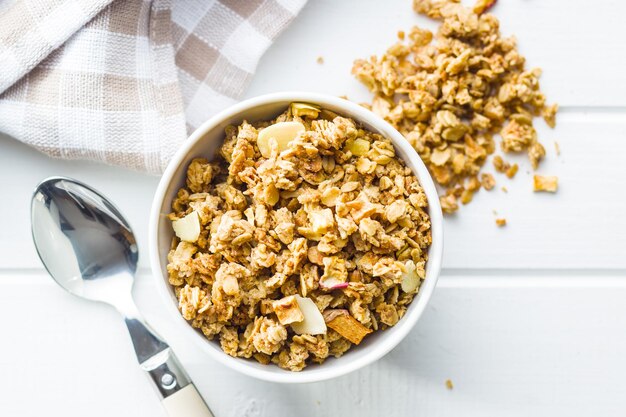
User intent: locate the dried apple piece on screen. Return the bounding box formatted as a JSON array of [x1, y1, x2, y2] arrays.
[[533, 175, 558, 192], [291, 102, 321, 118], [323, 309, 372, 345], [319, 256, 348, 290], [272, 295, 304, 325]]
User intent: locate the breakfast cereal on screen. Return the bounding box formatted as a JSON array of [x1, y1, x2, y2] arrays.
[[166, 103, 432, 371]]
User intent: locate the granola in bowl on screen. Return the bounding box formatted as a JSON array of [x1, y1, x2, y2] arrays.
[[165, 102, 432, 371]]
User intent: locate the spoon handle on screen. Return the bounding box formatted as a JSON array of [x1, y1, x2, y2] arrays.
[[162, 382, 214, 417], [125, 318, 214, 417], [144, 348, 215, 417]]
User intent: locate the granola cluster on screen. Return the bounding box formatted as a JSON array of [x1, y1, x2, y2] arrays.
[[166, 103, 431, 371], [352, 0, 557, 213]]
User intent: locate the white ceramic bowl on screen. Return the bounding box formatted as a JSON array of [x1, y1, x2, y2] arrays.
[[149, 92, 443, 383]]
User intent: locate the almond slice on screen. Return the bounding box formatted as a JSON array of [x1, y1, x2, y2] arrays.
[[257, 121, 305, 158], [172, 211, 201, 242], [401, 260, 421, 293], [290, 295, 327, 335], [324, 309, 372, 345], [320, 281, 349, 290]]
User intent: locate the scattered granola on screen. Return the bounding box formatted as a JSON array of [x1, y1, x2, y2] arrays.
[[317, 56, 324, 65], [495, 218, 506, 227], [166, 103, 432, 371], [533, 175, 558, 192], [480, 173, 495, 190], [352, 0, 557, 213], [493, 156, 508, 174], [542, 103, 558, 129], [505, 163, 518, 179], [473, 0, 497, 15], [445, 379, 454, 390]]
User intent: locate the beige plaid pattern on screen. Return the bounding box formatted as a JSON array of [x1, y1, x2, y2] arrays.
[[0, 0, 307, 173]]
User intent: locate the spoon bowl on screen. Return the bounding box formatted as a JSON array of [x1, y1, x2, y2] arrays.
[[31, 177, 138, 308]]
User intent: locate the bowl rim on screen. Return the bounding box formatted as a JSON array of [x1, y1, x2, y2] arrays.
[[149, 91, 443, 383]]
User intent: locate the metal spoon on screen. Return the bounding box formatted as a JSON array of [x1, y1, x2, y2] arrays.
[[31, 177, 214, 417]]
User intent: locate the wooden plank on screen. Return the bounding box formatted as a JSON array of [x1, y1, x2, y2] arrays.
[[1, 271, 625, 416], [245, 0, 626, 107]]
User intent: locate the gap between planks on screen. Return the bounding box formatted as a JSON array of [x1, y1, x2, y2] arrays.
[[553, 106, 626, 123], [556, 105, 626, 113]]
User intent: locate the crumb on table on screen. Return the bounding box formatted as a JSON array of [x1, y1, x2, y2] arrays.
[[505, 164, 518, 179], [533, 175, 558, 192]]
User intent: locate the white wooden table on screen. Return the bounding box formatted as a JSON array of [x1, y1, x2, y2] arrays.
[[2, 1, 626, 415]]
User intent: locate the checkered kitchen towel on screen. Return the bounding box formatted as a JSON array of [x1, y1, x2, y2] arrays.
[[0, 0, 307, 174]]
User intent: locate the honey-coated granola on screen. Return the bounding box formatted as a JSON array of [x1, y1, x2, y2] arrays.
[[167, 103, 431, 371], [352, 0, 558, 213]]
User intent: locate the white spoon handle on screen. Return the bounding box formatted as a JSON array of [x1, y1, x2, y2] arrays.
[[141, 346, 215, 417], [124, 317, 214, 417], [163, 384, 214, 417]]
